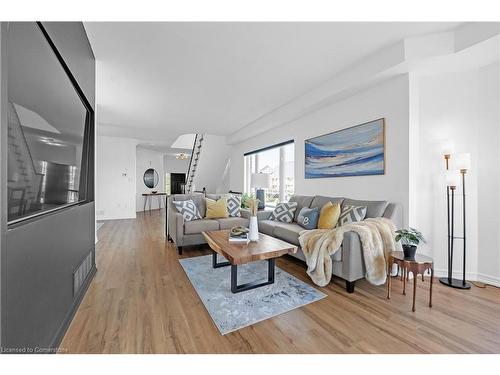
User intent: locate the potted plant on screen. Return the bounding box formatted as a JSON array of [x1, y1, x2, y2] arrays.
[[395, 228, 426, 259], [240, 193, 254, 209]]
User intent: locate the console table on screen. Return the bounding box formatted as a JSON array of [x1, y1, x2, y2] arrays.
[[142, 192, 167, 212]]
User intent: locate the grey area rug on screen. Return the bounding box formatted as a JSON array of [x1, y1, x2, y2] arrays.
[[179, 254, 326, 335]]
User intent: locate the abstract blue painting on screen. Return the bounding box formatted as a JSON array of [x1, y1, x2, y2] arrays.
[[305, 118, 385, 178]]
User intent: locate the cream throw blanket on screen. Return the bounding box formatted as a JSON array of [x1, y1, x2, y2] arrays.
[[298, 217, 400, 287]]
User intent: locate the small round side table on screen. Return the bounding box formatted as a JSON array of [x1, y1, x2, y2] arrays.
[[387, 251, 434, 312]]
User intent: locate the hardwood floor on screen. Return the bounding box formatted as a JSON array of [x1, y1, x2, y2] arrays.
[[61, 209, 500, 353]]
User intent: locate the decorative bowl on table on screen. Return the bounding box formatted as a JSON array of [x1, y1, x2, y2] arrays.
[[151, 191, 158, 194]]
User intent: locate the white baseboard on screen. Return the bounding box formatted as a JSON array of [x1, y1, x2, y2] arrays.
[[97, 214, 136, 221], [476, 273, 500, 287], [433, 268, 500, 287]]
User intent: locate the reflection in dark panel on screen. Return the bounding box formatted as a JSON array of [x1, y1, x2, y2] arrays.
[[7, 22, 88, 223]]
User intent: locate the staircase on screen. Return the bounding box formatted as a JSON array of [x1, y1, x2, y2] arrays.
[[185, 133, 205, 194], [7, 102, 43, 221]]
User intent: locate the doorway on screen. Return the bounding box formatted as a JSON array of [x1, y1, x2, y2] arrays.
[[170, 173, 186, 194]]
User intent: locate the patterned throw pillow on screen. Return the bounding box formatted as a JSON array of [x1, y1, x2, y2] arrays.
[[269, 202, 298, 223], [173, 200, 202, 221], [226, 195, 241, 217], [338, 205, 367, 226], [297, 207, 320, 230]]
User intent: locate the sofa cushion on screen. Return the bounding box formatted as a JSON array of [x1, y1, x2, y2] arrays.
[[289, 195, 314, 221], [206, 194, 221, 200], [318, 201, 341, 229], [216, 217, 249, 230], [258, 220, 277, 236], [342, 198, 388, 218], [269, 202, 298, 223], [184, 219, 219, 235], [172, 200, 203, 221], [338, 205, 367, 226], [226, 195, 241, 217], [205, 198, 229, 219], [273, 223, 303, 246], [296, 207, 320, 230], [172, 193, 206, 217], [310, 195, 344, 210]]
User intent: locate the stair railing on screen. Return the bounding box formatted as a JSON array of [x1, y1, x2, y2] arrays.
[[185, 134, 199, 194]]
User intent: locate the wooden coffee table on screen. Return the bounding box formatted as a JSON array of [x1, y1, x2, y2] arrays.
[[202, 230, 297, 294]]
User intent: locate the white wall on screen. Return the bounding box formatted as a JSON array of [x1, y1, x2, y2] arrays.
[[96, 136, 137, 220], [193, 134, 232, 194], [136, 147, 165, 212], [415, 62, 500, 284], [230, 74, 411, 225], [164, 154, 189, 174]]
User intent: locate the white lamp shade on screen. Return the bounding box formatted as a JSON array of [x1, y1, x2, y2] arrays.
[[441, 140, 455, 156], [455, 153, 471, 171], [445, 170, 460, 187], [251, 173, 272, 189]]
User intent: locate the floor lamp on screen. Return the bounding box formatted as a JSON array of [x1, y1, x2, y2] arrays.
[[439, 151, 472, 290]]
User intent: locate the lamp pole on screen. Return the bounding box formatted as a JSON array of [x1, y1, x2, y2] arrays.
[[460, 169, 470, 288]]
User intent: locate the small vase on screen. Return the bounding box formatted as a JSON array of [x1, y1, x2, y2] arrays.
[[403, 245, 417, 259], [248, 216, 259, 242]]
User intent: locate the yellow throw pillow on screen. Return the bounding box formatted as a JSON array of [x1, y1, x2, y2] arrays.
[[318, 201, 341, 229], [205, 198, 229, 219]]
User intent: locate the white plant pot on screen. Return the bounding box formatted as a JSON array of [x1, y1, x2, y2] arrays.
[[248, 216, 259, 242]]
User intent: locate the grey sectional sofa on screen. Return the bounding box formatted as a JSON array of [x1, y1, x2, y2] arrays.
[[241, 195, 403, 293], [167, 193, 249, 255], [168, 193, 402, 293]]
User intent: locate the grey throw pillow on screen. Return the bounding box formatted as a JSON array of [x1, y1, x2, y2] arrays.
[[173, 200, 202, 221], [297, 207, 319, 230], [338, 205, 367, 226], [226, 195, 241, 217], [269, 202, 298, 223]]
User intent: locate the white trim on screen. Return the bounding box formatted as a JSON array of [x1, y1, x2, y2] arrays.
[[476, 273, 500, 287], [433, 268, 500, 287]]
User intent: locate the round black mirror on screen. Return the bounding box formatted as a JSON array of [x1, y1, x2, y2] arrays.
[[143, 168, 159, 189]]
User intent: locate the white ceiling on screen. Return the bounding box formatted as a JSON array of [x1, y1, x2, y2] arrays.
[[85, 22, 462, 149]]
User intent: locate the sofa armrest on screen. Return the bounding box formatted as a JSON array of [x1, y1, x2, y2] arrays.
[[341, 231, 365, 282], [383, 203, 403, 229], [168, 211, 185, 245], [240, 209, 273, 221]]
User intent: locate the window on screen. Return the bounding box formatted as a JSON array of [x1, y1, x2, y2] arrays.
[[244, 141, 294, 207], [7, 22, 93, 224]]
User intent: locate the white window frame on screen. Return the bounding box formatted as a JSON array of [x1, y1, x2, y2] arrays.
[[243, 141, 294, 206]]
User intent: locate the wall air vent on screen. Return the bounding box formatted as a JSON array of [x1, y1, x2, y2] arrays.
[[73, 250, 94, 296]]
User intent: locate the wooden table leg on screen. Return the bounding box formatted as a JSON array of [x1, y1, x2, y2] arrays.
[[403, 266, 406, 295], [429, 266, 433, 308], [387, 259, 392, 300], [143, 196, 147, 212], [412, 271, 417, 312]]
